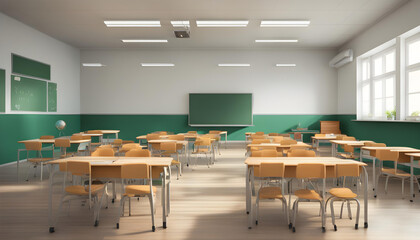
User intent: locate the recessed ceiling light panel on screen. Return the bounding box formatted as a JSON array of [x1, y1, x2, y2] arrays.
[[218, 64, 250, 67], [82, 63, 105, 67], [141, 63, 175, 67], [171, 21, 190, 27], [255, 39, 298, 43], [276, 64, 297, 67], [260, 20, 310, 27], [122, 39, 168, 43], [104, 20, 161, 27], [196, 20, 249, 27]]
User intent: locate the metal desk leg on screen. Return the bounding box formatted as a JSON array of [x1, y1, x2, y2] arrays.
[[363, 166, 369, 228], [116, 133, 119, 139], [410, 156, 414, 202], [332, 143, 336, 157], [246, 166, 254, 229], [48, 165, 59, 233], [246, 166, 250, 215], [162, 167, 167, 228]]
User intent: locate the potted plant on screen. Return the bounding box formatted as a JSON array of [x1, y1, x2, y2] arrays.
[[386, 110, 396, 120]]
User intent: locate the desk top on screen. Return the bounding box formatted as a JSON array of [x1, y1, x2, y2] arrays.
[[97, 130, 120, 134], [361, 146, 420, 152], [147, 139, 188, 145], [405, 152, 420, 158], [18, 138, 91, 144], [245, 157, 367, 166], [330, 140, 373, 146], [247, 142, 311, 148], [136, 135, 169, 140], [77, 132, 103, 137], [311, 135, 342, 140], [47, 156, 173, 167]]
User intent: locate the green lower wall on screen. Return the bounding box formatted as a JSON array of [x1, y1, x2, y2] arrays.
[[80, 114, 338, 142], [0, 114, 80, 164]]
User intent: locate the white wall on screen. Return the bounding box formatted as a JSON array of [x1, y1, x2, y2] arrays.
[[337, 0, 420, 114], [0, 12, 80, 114], [81, 49, 337, 115]]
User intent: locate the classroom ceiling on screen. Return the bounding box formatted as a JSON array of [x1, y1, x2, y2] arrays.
[[0, 0, 408, 50]]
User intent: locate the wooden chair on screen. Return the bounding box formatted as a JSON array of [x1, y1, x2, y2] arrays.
[[122, 140, 135, 144], [320, 121, 341, 134], [255, 162, 289, 226], [56, 161, 107, 229], [287, 149, 316, 157], [86, 130, 103, 149], [272, 136, 284, 143], [280, 139, 298, 155], [191, 137, 212, 167], [54, 138, 72, 159], [268, 133, 279, 136], [125, 149, 151, 157], [327, 164, 361, 231], [250, 135, 266, 140], [24, 141, 53, 181], [159, 142, 182, 179], [187, 131, 197, 134], [251, 149, 279, 157], [278, 133, 291, 137], [255, 132, 265, 135], [117, 163, 156, 232], [146, 134, 161, 155], [120, 143, 143, 155], [91, 147, 115, 157], [291, 163, 326, 232]]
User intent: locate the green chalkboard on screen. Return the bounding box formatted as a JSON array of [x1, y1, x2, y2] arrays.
[[0, 69, 5, 112], [189, 93, 253, 126], [11, 75, 47, 111], [48, 82, 57, 112], [12, 54, 50, 80]]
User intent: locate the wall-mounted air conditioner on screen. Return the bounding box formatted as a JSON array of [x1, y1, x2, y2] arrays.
[[329, 49, 353, 68]]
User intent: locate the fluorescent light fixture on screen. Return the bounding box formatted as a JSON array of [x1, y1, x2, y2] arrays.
[[255, 39, 298, 43], [82, 63, 105, 67], [276, 64, 297, 67], [260, 20, 310, 27], [141, 63, 175, 67], [196, 20, 249, 27], [104, 20, 161, 27], [218, 64, 250, 67], [171, 21, 190, 27], [122, 39, 168, 43]]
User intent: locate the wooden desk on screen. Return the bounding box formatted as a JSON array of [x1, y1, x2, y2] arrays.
[[244, 157, 368, 229], [46, 156, 173, 232], [329, 140, 373, 158], [246, 142, 311, 156], [311, 135, 341, 151], [17, 138, 91, 181], [97, 130, 120, 142], [405, 152, 420, 202], [362, 146, 420, 198], [147, 139, 190, 164], [288, 130, 319, 142]]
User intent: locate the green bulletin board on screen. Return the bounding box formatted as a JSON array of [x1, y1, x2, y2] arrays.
[[11, 75, 47, 111], [12, 54, 51, 80], [48, 82, 57, 112]]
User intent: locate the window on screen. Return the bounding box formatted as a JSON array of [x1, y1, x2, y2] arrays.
[[406, 33, 420, 119], [359, 47, 396, 119]]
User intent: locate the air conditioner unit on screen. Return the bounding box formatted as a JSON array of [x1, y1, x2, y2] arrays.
[[329, 49, 353, 68]]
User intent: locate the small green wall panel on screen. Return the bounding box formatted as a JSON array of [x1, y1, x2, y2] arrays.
[[0, 114, 80, 164], [48, 82, 57, 112], [0, 69, 5, 112], [11, 75, 47, 112], [12, 54, 50, 80]]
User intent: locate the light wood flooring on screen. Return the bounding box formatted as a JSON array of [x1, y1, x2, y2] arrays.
[[1, 143, 420, 239]]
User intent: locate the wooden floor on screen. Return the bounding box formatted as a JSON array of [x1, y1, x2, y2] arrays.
[[1, 143, 420, 239]]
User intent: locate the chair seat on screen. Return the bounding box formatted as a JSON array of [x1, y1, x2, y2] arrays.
[[65, 185, 104, 195], [259, 187, 283, 199], [382, 168, 410, 177], [28, 157, 53, 163], [329, 187, 357, 199], [171, 160, 181, 165], [125, 185, 157, 196], [294, 189, 322, 200], [338, 153, 355, 159]]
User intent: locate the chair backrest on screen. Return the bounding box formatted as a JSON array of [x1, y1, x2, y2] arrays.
[[40, 135, 55, 139], [314, 134, 325, 137], [252, 139, 271, 144], [375, 149, 398, 161], [146, 134, 160, 141], [121, 143, 141, 151], [125, 149, 151, 157], [67, 161, 91, 176], [296, 163, 326, 179], [251, 149, 278, 157], [255, 132, 265, 135], [209, 130, 221, 134], [168, 135, 185, 141], [342, 136, 356, 141], [157, 131, 168, 135], [113, 139, 123, 146], [259, 162, 284, 177], [250, 135, 265, 140], [86, 130, 102, 134], [195, 137, 212, 146], [121, 163, 149, 179], [287, 149, 316, 157], [91, 147, 115, 156], [343, 144, 354, 153], [320, 121, 341, 134], [55, 138, 71, 148], [188, 131, 197, 134], [268, 133, 278, 136], [160, 142, 177, 151], [24, 141, 42, 151], [280, 139, 297, 145], [335, 164, 360, 177], [122, 140, 135, 144], [364, 142, 386, 147], [272, 136, 284, 143], [278, 134, 290, 137], [70, 134, 83, 140]]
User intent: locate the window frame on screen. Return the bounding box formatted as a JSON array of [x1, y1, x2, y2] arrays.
[[405, 32, 420, 120]]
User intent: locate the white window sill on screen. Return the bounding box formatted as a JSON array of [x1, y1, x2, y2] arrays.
[[352, 119, 420, 123]]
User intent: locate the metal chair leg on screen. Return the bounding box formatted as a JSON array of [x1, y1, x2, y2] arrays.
[[385, 175, 390, 193], [354, 199, 360, 229], [330, 198, 337, 231], [347, 200, 352, 220]]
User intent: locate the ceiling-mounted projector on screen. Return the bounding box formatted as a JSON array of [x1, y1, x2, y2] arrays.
[[174, 30, 190, 38]]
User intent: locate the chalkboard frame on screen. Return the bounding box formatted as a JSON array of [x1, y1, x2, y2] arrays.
[[188, 93, 254, 127], [11, 53, 51, 81]]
